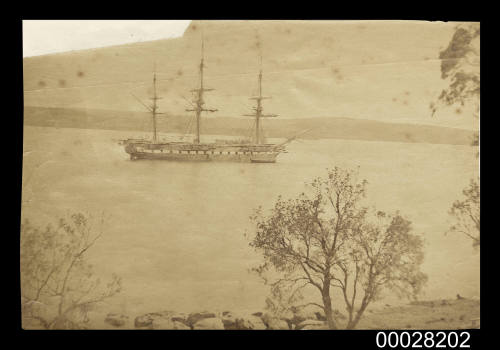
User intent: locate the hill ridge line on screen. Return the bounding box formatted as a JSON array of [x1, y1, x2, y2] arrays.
[[23, 105, 474, 133]]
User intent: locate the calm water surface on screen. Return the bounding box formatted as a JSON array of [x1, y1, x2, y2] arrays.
[[21, 126, 479, 322]]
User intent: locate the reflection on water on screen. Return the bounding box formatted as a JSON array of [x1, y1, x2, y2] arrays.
[[21, 126, 479, 319]]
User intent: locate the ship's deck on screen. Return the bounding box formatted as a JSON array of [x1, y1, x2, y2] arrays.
[[122, 139, 284, 153]]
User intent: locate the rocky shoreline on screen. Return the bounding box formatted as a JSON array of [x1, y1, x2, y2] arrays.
[[22, 298, 479, 330], [105, 307, 330, 330], [102, 298, 480, 330]]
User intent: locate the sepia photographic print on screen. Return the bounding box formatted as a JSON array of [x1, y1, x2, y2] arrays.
[[21, 20, 479, 331]]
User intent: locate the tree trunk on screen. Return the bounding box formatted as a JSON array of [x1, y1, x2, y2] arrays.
[[346, 303, 368, 329], [322, 282, 337, 330]]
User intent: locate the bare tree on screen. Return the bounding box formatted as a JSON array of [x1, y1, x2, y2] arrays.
[[448, 179, 480, 248], [20, 212, 122, 329], [248, 167, 427, 329]]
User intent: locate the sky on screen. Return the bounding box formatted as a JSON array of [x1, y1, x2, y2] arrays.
[[22, 20, 191, 58]]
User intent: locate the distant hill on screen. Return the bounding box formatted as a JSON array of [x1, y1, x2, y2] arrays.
[[24, 20, 477, 129], [24, 106, 475, 145]]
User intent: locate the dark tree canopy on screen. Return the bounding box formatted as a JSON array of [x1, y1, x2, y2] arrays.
[[249, 167, 427, 329], [431, 24, 480, 117], [439, 26, 480, 79]]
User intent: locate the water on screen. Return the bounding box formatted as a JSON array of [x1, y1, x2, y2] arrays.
[[21, 126, 479, 321]]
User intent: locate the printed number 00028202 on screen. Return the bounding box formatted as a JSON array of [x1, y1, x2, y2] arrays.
[[375, 331, 471, 348]]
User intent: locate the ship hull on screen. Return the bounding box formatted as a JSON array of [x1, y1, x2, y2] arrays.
[[124, 141, 281, 163]]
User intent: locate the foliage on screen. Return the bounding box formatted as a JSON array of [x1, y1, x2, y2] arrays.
[[249, 167, 427, 329], [20, 212, 122, 329], [448, 179, 480, 248], [430, 23, 480, 118]]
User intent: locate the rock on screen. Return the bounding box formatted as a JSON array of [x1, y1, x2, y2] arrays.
[[273, 310, 294, 329], [265, 317, 290, 330], [315, 311, 327, 321], [168, 313, 190, 328], [171, 313, 188, 324], [172, 321, 191, 330], [290, 305, 323, 325], [187, 311, 217, 326], [152, 317, 191, 330], [261, 312, 290, 330], [193, 317, 225, 330], [283, 308, 327, 323], [151, 317, 175, 329], [135, 313, 160, 328], [221, 312, 238, 329], [105, 313, 129, 327], [134, 311, 173, 328], [221, 312, 267, 330], [296, 320, 328, 330], [279, 309, 295, 321], [238, 315, 267, 330]]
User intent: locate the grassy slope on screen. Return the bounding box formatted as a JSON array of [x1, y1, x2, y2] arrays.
[[23, 21, 477, 130], [357, 299, 480, 330], [24, 106, 475, 145]]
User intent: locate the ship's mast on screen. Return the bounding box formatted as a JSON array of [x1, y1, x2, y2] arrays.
[[244, 56, 277, 144], [150, 66, 161, 143], [186, 36, 217, 144], [131, 64, 165, 144]]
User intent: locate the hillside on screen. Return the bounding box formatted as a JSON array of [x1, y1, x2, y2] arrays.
[[24, 106, 475, 145], [23, 20, 477, 130]]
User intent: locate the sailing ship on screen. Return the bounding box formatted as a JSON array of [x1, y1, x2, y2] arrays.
[[121, 38, 297, 163]]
